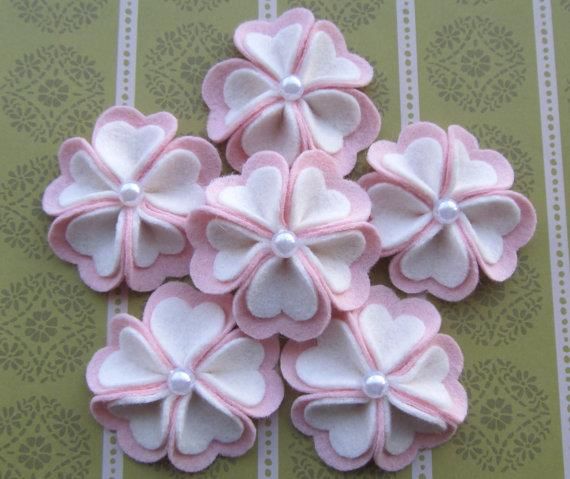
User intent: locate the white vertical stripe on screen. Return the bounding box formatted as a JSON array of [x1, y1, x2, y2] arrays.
[[102, 0, 138, 477], [532, 0, 570, 477], [397, 1, 432, 476]]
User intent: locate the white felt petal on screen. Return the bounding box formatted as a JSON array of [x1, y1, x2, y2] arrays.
[[94, 121, 165, 182], [143, 149, 204, 215], [359, 304, 426, 374], [241, 102, 301, 164], [449, 140, 498, 196], [150, 297, 226, 367], [246, 256, 318, 321], [206, 220, 266, 282], [368, 183, 432, 250], [132, 210, 185, 269], [244, 24, 303, 79], [296, 319, 369, 389], [383, 398, 446, 456], [289, 167, 350, 231], [460, 195, 521, 264], [304, 397, 376, 459], [198, 337, 265, 407], [99, 327, 169, 389], [300, 90, 361, 154], [400, 224, 469, 289], [66, 206, 123, 277], [175, 387, 244, 455], [224, 68, 277, 126], [304, 231, 365, 293], [218, 165, 283, 231], [110, 393, 173, 450], [382, 138, 444, 200], [59, 150, 116, 207], [298, 31, 361, 87], [390, 346, 453, 412]]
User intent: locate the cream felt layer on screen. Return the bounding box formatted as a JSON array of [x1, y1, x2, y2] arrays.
[[59, 150, 116, 207], [289, 167, 350, 231], [175, 386, 245, 455], [66, 206, 123, 277], [304, 397, 376, 459], [94, 121, 165, 182], [207, 220, 266, 282], [245, 255, 318, 321], [132, 210, 186, 268], [304, 230, 365, 294], [198, 337, 265, 407], [218, 165, 283, 230], [448, 140, 498, 197], [149, 298, 226, 367], [400, 224, 470, 289], [368, 183, 431, 251], [241, 102, 302, 163], [142, 149, 204, 215]]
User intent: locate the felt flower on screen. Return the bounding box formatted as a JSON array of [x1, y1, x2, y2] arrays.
[[187, 150, 382, 341], [202, 7, 381, 176], [360, 122, 536, 301], [281, 285, 467, 472], [87, 282, 283, 472], [43, 106, 221, 292]]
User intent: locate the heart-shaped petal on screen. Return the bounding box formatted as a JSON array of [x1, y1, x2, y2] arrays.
[[65, 206, 124, 277], [289, 166, 350, 231], [149, 296, 226, 367], [304, 397, 376, 459], [246, 256, 318, 321]]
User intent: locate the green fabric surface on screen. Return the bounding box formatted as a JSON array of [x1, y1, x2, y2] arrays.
[[0, 0, 566, 478]]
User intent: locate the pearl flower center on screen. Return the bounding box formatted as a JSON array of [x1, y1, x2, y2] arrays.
[[433, 198, 460, 224], [167, 367, 194, 396], [271, 230, 298, 258], [119, 182, 143, 207], [362, 371, 388, 399], [279, 75, 304, 101]]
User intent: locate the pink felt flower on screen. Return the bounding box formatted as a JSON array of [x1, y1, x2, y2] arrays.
[[202, 8, 381, 176], [187, 150, 382, 341], [360, 122, 536, 301], [281, 285, 467, 472], [87, 282, 283, 473], [43, 106, 221, 292]]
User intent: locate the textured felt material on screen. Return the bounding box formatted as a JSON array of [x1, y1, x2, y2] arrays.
[[43, 106, 221, 292], [202, 8, 381, 175], [281, 285, 468, 472], [187, 150, 382, 341], [87, 282, 284, 473], [360, 122, 537, 301]]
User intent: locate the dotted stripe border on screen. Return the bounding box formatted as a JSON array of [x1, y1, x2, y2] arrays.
[[258, 0, 277, 22], [532, 0, 570, 477]]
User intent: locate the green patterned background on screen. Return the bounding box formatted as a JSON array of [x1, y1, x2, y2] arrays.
[[0, 0, 567, 477]]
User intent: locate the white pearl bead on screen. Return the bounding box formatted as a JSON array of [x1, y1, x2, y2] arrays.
[[167, 367, 194, 396], [119, 182, 142, 207], [279, 75, 304, 101], [362, 371, 388, 398], [271, 230, 298, 258], [433, 198, 460, 224]]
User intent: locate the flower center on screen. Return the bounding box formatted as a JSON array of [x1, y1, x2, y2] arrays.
[[271, 230, 298, 258], [167, 367, 194, 396], [362, 371, 388, 399], [433, 198, 460, 224], [279, 75, 304, 101], [119, 182, 143, 207]]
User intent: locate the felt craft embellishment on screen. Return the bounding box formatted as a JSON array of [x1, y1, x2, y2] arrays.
[[187, 149, 382, 341], [202, 7, 381, 176], [281, 285, 467, 471], [87, 281, 283, 472], [43, 106, 221, 292], [360, 122, 537, 301]]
